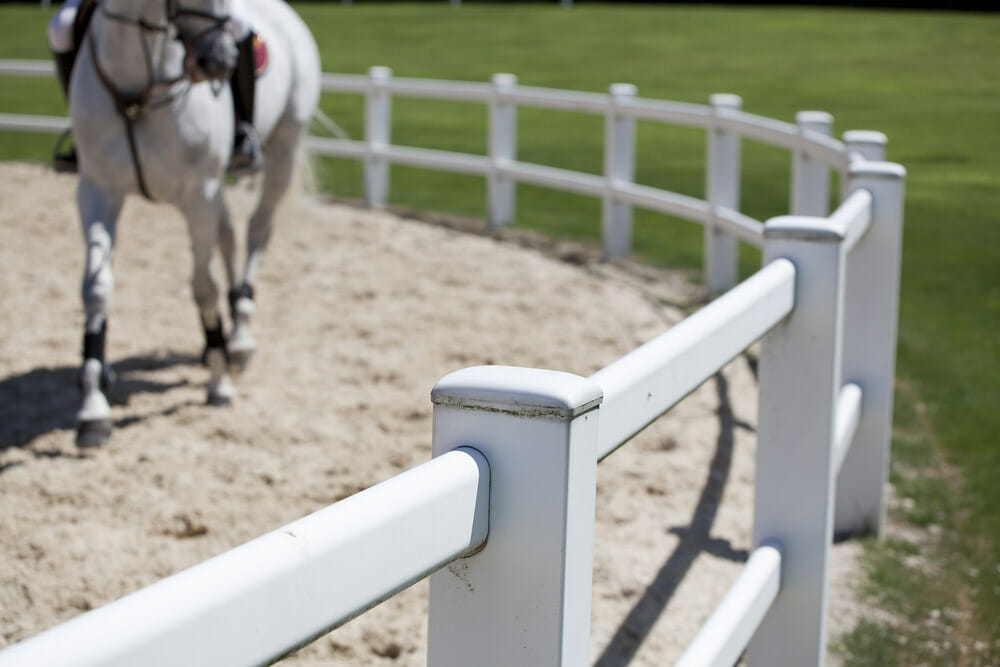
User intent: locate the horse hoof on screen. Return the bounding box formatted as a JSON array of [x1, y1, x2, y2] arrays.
[[76, 418, 112, 447], [228, 346, 255, 375], [206, 392, 233, 407], [228, 322, 256, 375], [206, 376, 236, 407]]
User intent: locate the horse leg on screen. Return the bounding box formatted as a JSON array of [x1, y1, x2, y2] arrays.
[[75, 176, 123, 446], [213, 198, 251, 371], [185, 194, 235, 406], [217, 198, 238, 295], [229, 122, 303, 372], [224, 191, 254, 373]]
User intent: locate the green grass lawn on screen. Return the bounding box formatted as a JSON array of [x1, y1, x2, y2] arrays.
[[2, 3, 998, 663]]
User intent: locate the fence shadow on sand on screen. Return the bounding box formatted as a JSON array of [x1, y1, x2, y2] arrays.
[[595, 367, 755, 666]]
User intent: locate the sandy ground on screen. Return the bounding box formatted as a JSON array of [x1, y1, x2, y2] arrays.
[[0, 162, 864, 665]]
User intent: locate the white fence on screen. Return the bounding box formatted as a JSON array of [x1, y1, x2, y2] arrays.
[[37, 0, 573, 7], [339, 1, 574, 5], [304, 66, 890, 295], [1, 60, 888, 294], [0, 60, 904, 666]]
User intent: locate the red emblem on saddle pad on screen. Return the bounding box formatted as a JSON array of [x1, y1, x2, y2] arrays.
[[253, 34, 268, 77]]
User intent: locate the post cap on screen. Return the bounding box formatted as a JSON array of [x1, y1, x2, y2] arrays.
[[709, 93, 742, 110], [842, 130, 888, 147], [764, 214, 846, 242], [491, 73, 517, 87], [432, 366, 603, 419], [609, 83, 638, 98], [796, 110, 834, 129], [847, 160, 907, 181]]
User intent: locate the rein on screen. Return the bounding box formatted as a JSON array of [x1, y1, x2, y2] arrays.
[[88, 0, 229, 200]]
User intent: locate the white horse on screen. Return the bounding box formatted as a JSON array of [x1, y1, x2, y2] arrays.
[[68, 0, 320, 445]]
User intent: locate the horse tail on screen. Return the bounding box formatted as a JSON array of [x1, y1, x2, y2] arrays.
[[290, 140, 317, 202]]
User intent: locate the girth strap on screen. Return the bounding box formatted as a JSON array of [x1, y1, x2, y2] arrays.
[[122, 104, 154, 202]]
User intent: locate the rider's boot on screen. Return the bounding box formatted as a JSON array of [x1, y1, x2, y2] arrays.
[[227, 33, 262, 176], [54, 49, 74, 96], [52, 49, 79, 173]]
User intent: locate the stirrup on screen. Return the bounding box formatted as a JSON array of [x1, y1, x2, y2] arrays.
[[52, 128, 78, 173], [227, 121, 262, 176]]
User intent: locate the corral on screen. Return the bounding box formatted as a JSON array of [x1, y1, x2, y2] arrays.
[[0, 31, 906, 662], [0, 161, 867, 664]]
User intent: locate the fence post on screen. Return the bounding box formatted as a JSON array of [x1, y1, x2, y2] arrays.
[[602, 83, 637, 259], [705, 93, 743, 294], [364, 66, 391, 208], [843, 130, 888, 163], [835, 161, 906, 538], [748, 215, 849, 666], [791, 111, 833, 216], [428, 366, 602, 666], [488, 73, 517, 227], [840, 130, 888, 200]]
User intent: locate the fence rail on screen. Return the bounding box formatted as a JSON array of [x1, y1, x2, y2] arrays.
[[0, 60, 904, 666], [675, 543, 783, 667], [1, 59, 885, 293], [304, 66, 862, 280], [0, 448, 490, 667], [591, 256, 795, 460]]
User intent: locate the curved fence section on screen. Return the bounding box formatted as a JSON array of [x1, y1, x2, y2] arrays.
[[0, 61, 904, 666], [306, 66, 864, 293], [427, 165, 904, 666], [1, 59, 889, 294]]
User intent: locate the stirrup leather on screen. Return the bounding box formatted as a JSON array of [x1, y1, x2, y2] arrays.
[[227, 121, 262, 176]]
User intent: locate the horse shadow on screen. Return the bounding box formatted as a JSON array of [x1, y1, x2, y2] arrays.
[[594, 362, 757, 666], [0, 351, 200, 455]]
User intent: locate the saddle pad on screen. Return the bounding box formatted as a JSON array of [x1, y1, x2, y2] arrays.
[[253, 34, 268, 77]]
